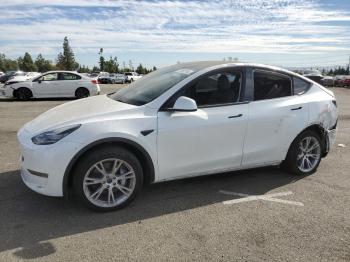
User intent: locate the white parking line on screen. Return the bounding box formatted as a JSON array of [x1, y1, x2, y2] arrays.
[[219, 190, 304, 206]]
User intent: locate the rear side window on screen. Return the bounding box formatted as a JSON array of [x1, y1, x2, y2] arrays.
[[293, 77, 310, 95], [253, 70, 291, 101], [60, 73, 81, 80]]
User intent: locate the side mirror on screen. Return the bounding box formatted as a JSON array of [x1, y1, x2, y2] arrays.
[[172, 96, 197, 112], [38, 79, 42, 84]]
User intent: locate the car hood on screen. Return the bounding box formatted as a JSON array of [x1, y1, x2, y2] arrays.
[[22, 95, 137, 134]]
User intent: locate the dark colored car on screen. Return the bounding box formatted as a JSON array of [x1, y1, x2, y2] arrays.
[[0, 71, 26, 83], [98, 76, 115, 84]]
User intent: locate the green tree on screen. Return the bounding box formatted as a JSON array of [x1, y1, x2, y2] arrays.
[[92, 66, 100, 72], [136, 63, 145, 74], [152, 66, 157, 71], [0, 53, 18, 71], [18, 52, 37, 72], [56, 36, 77, 70], [35, 54, 54, 72], [104, 56, 119, 73], [98, 48, 105, 71], [78, 65, 91, 73]]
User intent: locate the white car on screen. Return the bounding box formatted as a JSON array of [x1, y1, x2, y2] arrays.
[[124, 72, 142, 82], [1, 71, 100, 100], [17, 62, 338, 211]]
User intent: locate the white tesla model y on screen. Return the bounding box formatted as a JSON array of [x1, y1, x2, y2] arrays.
[[17, 62, 338, 211]]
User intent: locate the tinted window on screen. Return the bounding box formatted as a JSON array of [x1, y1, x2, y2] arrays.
[[293, 77, 310, 95], [182, 71, 241, 107], [60, 73, 81, 80], [41, 73, 58, 81], [254, 70, 291, 100]]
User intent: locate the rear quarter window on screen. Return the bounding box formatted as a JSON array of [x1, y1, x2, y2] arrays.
[[293, 77, 311, 95]]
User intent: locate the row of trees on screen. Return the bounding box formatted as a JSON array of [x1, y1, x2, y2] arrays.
[[0, 37, 156, 74]]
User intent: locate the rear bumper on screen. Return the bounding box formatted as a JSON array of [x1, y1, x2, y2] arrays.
[[324, 127, 337, 156]]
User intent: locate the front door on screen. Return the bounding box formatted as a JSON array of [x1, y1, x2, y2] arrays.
[[32, 72, 59, 97], [157, 69, 248, 181]]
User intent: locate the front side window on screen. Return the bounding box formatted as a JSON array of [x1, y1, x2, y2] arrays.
[[253, 70, 291, 100], [182, 71, 242, 107], [60, 73, 81, 80], [40, 73, 58, 81]]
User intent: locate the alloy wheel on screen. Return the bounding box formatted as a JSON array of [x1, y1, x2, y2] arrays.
[[83, 158, 136, 208], [297, 136, 321, 172]]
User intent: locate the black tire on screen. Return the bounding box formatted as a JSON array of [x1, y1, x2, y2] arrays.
[[15, 87, 32, 101], [75, 87, 90, 99], [282, 130, 323, 176], [73, 146, 143, 212]]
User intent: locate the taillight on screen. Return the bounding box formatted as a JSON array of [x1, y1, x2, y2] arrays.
[[91, 79, 97, 84]]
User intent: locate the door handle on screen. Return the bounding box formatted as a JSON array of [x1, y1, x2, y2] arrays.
[[228, 114, 243, 119], [291, 106, 302, 111]]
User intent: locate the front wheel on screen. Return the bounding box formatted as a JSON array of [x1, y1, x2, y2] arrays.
[[73, 146, 143, 211], [283, 130, 323, 175]]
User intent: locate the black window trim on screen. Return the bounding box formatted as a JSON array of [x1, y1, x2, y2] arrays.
[[252, 68, 293, 102], [59, 72, 81, 81], [159, 66, 248, 111]]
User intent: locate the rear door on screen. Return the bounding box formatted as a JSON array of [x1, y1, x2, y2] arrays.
[[242, 69, 309, 167], [58, 72, 82, 96]]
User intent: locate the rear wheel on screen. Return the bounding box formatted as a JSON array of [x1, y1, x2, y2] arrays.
[[15, 87, 32, 100], [283, 130, 323, 175], [73, 146, 143, 211], [75, 87, 90, 99]]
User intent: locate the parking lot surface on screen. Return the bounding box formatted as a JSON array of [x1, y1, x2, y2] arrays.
[[0, 85, 349, 261]]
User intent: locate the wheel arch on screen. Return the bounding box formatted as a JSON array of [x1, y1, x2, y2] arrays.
[[63, 137, 155, 198], [13, 87, 33, 98], [75, 86, 90, 95], [286, 123, 328, 160]]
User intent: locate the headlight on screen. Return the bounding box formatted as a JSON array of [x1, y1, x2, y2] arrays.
[[31, 124, 81, 145]]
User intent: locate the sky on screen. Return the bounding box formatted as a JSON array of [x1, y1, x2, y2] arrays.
[[1, 0, 350, 69]]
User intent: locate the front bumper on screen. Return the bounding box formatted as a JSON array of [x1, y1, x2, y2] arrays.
[[0, 86, 14, 98], [18, 128, 83, 197]]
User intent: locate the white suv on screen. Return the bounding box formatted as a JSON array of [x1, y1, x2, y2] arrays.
[[1, 71, 100, 100], [17, 62, 338, 211], [124, 72, 142, 83]]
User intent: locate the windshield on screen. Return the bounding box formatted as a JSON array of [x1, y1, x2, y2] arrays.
[[109, 63, 205, 105]]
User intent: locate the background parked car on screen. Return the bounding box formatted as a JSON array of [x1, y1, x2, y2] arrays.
[[98, 75, 115, 84], [340, 77, 350, 87], [334, 75, 347, 86], [0, 71, 26, 83], [321, 76, 334, 87], [5, 72, 41, 85], [124, 72, 142, 83], [1, 71, 100, 100], [110, 73, 126, 84]]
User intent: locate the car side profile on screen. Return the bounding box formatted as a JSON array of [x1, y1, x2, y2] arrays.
[[17, 61, 338, 211], [1, 71, 100, 100], [124, 72, 142, 83]]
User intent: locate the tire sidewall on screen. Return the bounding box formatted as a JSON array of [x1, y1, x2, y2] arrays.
[[73, 146, 143, 212], [285, 130, 323, 175], [75, 87, 90, 99]]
